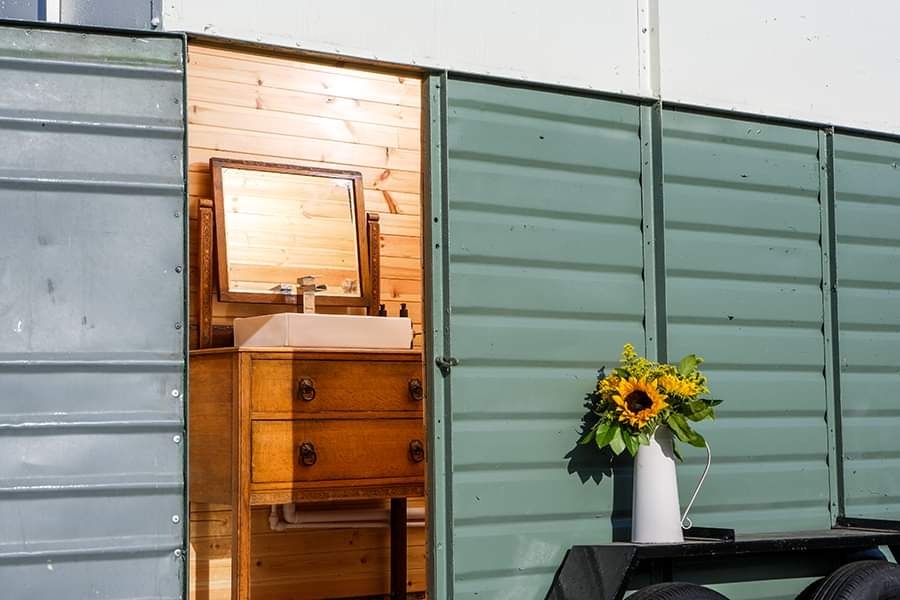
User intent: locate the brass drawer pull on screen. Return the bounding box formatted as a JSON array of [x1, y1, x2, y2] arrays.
[[297, 378, 316, 402], [408, 439, 425, 463], [408, 378, 424, 402], [298, 442, 317, 466]]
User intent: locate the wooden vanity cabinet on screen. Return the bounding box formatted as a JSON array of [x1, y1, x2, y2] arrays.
[[189, 347, 425, 599]]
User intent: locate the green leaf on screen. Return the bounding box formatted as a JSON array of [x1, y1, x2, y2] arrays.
[[609, 425, 626, 455], [594, 421, 616, 448], [666, 413, 707, 448], [638, 431, 650, 446], [623, 431, 640, 456], [613, 368, 630, 379], [578, 427, 596, 445], [672, 443, 684, 462], [705, 398, 724, 407], [677, 354, 703, 377], [682, 400, 714, 422]]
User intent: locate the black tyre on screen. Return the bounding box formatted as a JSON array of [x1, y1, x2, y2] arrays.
[[629, 582, 729, 599], [794, 578, 824, 600], [810, 560, 900, 600]]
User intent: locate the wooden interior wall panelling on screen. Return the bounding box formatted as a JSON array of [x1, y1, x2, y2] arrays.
[[187, 42, 425, 599], [189, 154, 421, 195], [190, 502, 427, 600]]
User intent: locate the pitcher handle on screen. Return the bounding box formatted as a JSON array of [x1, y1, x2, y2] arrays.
[[681, 441, 711, 530]]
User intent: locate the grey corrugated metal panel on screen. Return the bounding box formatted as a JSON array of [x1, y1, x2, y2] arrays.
[[0, 25, 181, 67], [0, 24, 185, 599], [0, 491, 182, 553], [62, 0, 155, 30], [833, 133, 900, 519], [445, 78, 644, 598], [0, 554, 182, 600], [0, 190, 183, 355], [662, 109, 831, 535], [0, 0, 38, 19], [0, 429, 181, 484], [0, 367, 181, 425]]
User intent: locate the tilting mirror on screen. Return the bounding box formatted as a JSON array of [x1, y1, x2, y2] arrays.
[[211, 158, 373, 307]]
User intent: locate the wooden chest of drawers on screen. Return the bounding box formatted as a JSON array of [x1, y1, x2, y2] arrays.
[[189, 347, 425, 599]]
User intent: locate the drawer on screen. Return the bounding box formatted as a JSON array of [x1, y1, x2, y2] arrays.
[[250, 418, 425, 484], [250, 359, 424, 415]]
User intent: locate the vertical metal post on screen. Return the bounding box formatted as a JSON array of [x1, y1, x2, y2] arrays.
[[640, 102, 667, 362], [819, 128, 844, 521], [423, 72, 453, 600]]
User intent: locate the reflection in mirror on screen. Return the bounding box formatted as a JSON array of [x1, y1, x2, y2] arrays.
[[212, 159, 370, 305]]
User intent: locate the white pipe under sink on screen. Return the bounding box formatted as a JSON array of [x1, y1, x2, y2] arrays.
[[269, 504, 426, 532]]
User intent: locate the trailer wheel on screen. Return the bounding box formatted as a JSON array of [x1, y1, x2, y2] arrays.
[[629, 582, 729, 599], [794, 578, 823, 600], [810, 560, 900, 599]]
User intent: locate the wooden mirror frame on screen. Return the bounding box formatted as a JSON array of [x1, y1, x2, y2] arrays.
[[210, 158, 374, 309], [197, 164, 381, 349]]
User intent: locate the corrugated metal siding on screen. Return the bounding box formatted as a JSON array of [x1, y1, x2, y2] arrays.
[[662, 110, 831, 533], [62, 0, 157, 30], [0, 25, 186, 599], [834, 134, 900, 519], [0, 0, 39, 19], [444, 79, 645, 599]]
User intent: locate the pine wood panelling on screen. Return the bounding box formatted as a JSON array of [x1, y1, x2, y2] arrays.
[[189, 154, 421, 195], [190, 502, 427, 600], [187, 42, 424, 599], [187, 47, 421, 108]]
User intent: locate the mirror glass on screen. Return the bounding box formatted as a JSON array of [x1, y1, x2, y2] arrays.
[[218, 165, 363, 298]]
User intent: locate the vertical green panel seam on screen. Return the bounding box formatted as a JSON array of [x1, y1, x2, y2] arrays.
[[818, 128, 844, 521], [423, 72, 453, 599], [640, 103, 667, 362]]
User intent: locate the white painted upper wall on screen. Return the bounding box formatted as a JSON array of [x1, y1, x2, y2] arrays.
[[659, 1, 900, 134], [164, 0, 900, 135], [164, 0, 642, 95]]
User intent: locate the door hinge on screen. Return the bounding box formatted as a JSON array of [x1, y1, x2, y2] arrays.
[[435, 356, 459, 376]]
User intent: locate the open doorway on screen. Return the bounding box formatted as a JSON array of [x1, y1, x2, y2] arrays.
[[184, 39, 427, 599]]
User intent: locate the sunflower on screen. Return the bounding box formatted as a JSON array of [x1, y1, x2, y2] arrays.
[[612, 377, 669, 428], [657, 374, 701, 399]]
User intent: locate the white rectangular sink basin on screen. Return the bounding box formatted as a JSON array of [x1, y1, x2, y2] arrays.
[[233, 313, 413, 350]]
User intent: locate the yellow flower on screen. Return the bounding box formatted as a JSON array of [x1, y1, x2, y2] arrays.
[[658, 374, 701, 398], [612, 377, 668, 428], [598, 373, 621, 394]]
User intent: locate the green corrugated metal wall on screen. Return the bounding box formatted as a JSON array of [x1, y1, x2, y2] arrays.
[[436, 77, 647, 599], [834, 134, 900, 519], [427, 76, 900, 600], [662, 110, 831, 533], [661, 111, 830, 600]]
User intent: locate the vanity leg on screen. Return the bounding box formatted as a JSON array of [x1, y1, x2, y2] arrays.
[[232, 495, 252, 599], [233, 354, 253, 599], [390, 498, 407, 600]]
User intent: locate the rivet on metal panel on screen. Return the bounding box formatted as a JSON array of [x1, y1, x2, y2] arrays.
[[171, 515, 180, 524], [173, 435, 182, 444], [174, 266, 183, 273], [174, 211, 181, 218], [174, 322, 182, 330], [171, 389, 180, 397], [174, 549, 183, 559], [150, 17, 161, 28]]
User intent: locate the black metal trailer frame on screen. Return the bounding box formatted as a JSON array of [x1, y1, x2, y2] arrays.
[[547, 519, 900, 600]]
